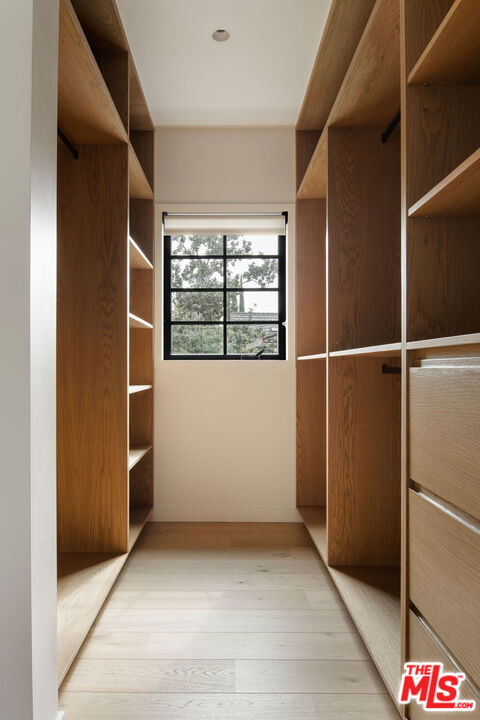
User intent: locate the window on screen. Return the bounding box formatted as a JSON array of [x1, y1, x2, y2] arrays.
[[163, 214, 287, 359]]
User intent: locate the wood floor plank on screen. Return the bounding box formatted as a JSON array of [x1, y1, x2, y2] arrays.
[[114, 571, 333, 591], [124, 550, 326, 574], [92, 608, 353, 633], [62, 659, 235, 693], [106, 588, 343, 610], [59, 691, 399, 719], [235, 659, 387, 694], [62, 658, 384, 695], [79, 630, 369, 661]]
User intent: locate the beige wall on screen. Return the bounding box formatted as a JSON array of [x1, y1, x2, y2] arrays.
[[155, 127, 294, 204], [153, 128, 298, 521]]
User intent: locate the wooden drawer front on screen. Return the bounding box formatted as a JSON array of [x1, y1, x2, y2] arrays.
[[409, 490, 480, 688], [408, 611, 480, 719], [409, 365, 480, 522]]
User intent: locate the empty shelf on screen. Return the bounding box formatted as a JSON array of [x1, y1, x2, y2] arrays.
[[129, 445, 152, 471], [407, 333, 480, 351], [129, 385, 153, 395], [129, 236, 153, 270], [297, 0, 400, 199], [330, 342, 401, 358], [408, 0, 480, 85], [130, 61, 155, 131], [58, 0, 128, 144], [297, 353, 327, 360], [297, 0, 375, 131], [129, 313, 153, 330], [298, 507, 327, 560], [408, 148, 480, 217], [129, 143, 153, 200], [297, 133, 328, 199], [299, 506, 401, 707], [129, 506, 151, 550], [57, 552, 127, 685]]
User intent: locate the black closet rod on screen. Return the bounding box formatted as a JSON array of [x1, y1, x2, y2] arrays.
[[381, 112, 401, 143], [382, 364, 401, 374], [57, 127, 79, 159]]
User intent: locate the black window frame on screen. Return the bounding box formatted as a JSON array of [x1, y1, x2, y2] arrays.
[[163, 214, 287, 360]]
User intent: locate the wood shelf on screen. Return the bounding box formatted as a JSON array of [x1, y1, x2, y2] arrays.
[[408, 0, 480, 85], [407, 333, 480, 351], [298, 133, 328, 199], [129, 236, 153, 270], [330, 342, 401, 358], [129, 312, 153, 330], [129, 143, 154, 200], [128, 444, 152, 471], [299, 506, 401, 708], [297, 0, 375, 130], [57, 506, 149, 686], [130, 60, 155, 131], [297, 353, 327, 361], [408, 148, 480, 217], [298, 507, 327, 559], [57, 552, 127, 685], [129, 384, 153, 395], [128, 506, 150, 550], [58, 0, 128, 144], [330, 566, 401, 707], [297, 0, 400, 199]]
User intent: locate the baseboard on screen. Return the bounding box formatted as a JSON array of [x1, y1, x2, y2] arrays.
[[149, 506, 302, 522]]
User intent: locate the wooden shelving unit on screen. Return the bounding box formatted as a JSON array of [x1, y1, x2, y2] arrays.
[[57, 552, 128, 685], [299, 508, 401, 705], [297, 0, 400, 199], [296, 0, 401, 709], [404, 0, 480, 345], [56, 0, 155, 686], [408, 148, 480, 217], [128, 445, 152, 471], [407, 0, 480, 85], [402, 3, 480, 704], [297, 0, 480, 712], [58, 0, 128, 144], [57, 504, 150, 685], [129, 142, 154, 199]]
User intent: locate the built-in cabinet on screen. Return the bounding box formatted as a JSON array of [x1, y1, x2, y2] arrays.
[[56, 0, 155, 685], [296, 0, 480, 715]]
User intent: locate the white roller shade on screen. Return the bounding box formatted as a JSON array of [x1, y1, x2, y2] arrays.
[[164, 213, 286, 236]]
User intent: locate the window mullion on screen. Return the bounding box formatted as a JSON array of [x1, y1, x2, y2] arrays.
[[223, 235, 227, 356]]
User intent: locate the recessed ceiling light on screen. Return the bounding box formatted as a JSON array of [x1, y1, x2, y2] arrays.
[[212, 29, 230, 42]]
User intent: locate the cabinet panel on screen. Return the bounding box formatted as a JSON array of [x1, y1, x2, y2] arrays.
[[408, 611, 480, 719], [409, 490, 480, 687], [410, 364, 480, 521]]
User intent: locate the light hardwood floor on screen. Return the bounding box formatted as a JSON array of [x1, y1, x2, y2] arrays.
[[59, 522, 399, 719]]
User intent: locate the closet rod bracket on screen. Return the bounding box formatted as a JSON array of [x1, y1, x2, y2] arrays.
[[382, 364, 401, 374], [381, 112, 401, 143], [57, 127, 79, 159]]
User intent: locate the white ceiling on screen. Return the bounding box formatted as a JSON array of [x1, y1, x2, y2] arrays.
[[116, 0, 332, 126]]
